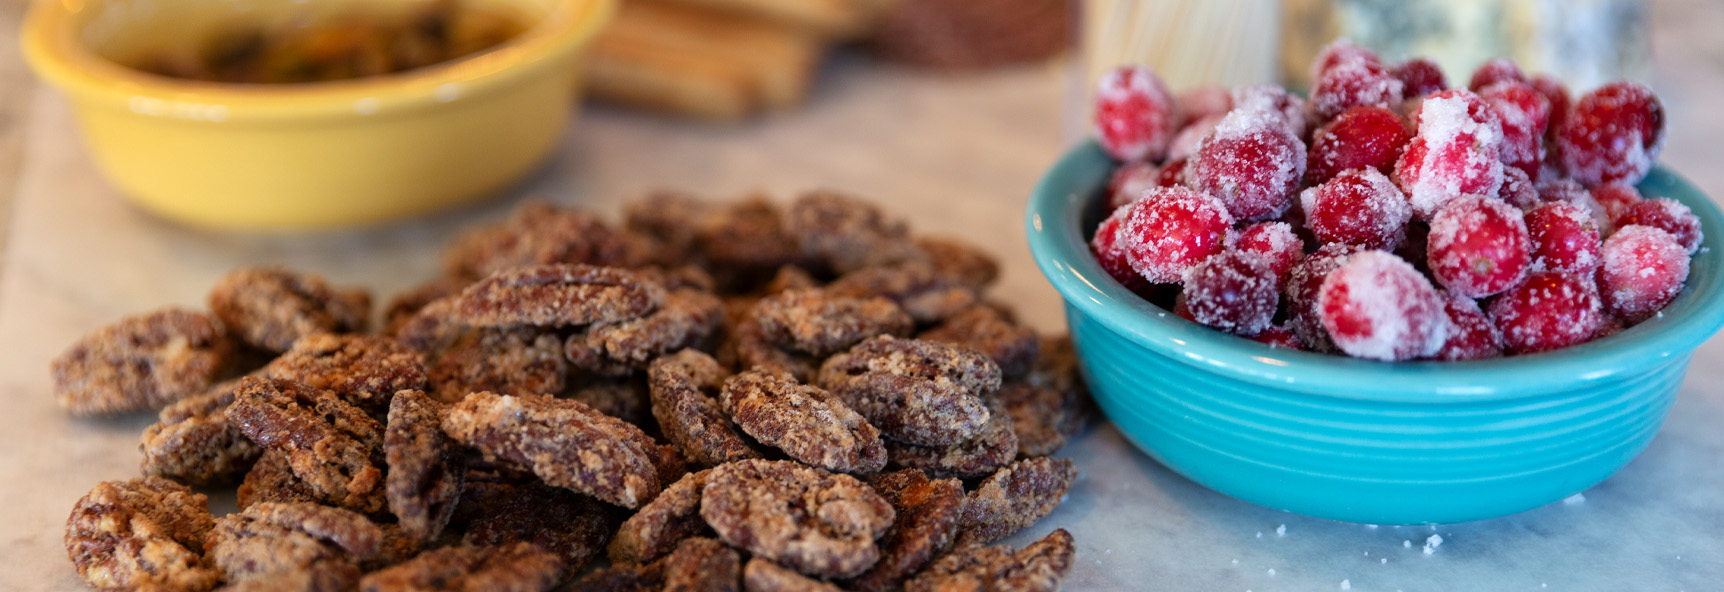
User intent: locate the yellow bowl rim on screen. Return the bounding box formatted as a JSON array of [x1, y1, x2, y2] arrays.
[[20, 0, 616, 122]]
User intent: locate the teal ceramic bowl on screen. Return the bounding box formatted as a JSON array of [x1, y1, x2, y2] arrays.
[[1026, 141, 1724, 525]]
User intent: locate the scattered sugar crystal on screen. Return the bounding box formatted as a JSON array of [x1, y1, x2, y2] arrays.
[[1366, 524, 1378, 529], [1277, 524, 1286, 536], [1232, 559, 1240, 565], [1564, 493, 1586, 505], [1257, 532, 1263, 538], [1381, 558, 1388, 564], [1268, 569, 1276, 576], [1423, 534, 1444, 555], [1341, 580, 1352, 590], [1404, 540, 1412, 548]]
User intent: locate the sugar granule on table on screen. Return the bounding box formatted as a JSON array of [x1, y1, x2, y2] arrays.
[[1277, 524, 1286, 536], [1565, 492, 1586, 505], [1381, 558, 1387, 564], [1423, 534, 1444, 555], [1341, 579, 1351, 590], [1403, 540, 1411, 548], [1269, 568, 1276, 576]]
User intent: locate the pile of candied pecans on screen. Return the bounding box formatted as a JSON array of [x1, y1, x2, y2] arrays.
[[51, 191, 1090, 592]]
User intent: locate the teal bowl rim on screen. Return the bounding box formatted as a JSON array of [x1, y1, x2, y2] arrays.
[[1025, 140, 1724, 403]]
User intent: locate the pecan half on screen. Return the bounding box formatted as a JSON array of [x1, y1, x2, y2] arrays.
[[845, 470, 967, 592], [52, 307, 234, 415], [661, 537, 742, 592], [425, 327, 566, 403], [442, 392, 663, 508], [204, 502, 382, 589], [358, 543, 564, 592], [567, 288, 725, 374], [816, 336, 999, 447], [752, 289, 913, 357], [453, 479, 617, 570], [64, 477, 218, 591], [904, 528, 1075, 592], [699, 459, 895, 579], [959, 457, 1077, 545], [208, 267, 369, 352], [720, 370, 886, 474], [745, 558, 846, 592], [140, 379, 262, 486], [918, 306, 1040, 379], [227, 377, 387, 514], [648, 351, 759, 467], [884, 399, 1017, 479], [827, 262, 981, 325], [609, 469, 713, 564], [265, 334, 427, 411], [785, 190, 912, 274], [384, 390, 464, 543], [456, 264, 664, 328], [442, 199, 651, 280]]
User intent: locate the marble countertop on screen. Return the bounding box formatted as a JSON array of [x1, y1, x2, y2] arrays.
[[2, 1, 1722, 590]]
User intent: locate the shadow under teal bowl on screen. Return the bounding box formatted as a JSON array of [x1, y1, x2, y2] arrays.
[[1025, 141, 1724, 525]]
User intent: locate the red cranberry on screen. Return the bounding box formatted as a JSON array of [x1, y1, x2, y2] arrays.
[[1300, 167, 1412, 250], [1391, 58, 1448, 97], [1427, 195, 1532, 298], [1233, 85, 1310, 138], [1285, 243, 1363, 351], [1616, 198, 1702, 254], [1556, 81, 1665, 186], [1156, 158, 1189, 187], [1433, 291, 1503, 360], [1479, 81, 1552, 181], [1498, 166, 1539, 211], [1312, 57, 1406, 121], [1597, 225, 1690, 321], [1094, 66, 1178, 162], [1528, 74, 1571, 140], [1306, 105, 1413, 185], [1107, 161, 1161, 211], [1184, 252, 1281, 336], [1312, 39, 1382, 80], [1167, 113, 1224, 162], [1116, 187, 1236, 284], [1236, 221, 1305, 279], [1177, 86, 1234, 128], [1590, 183, 1643, 224], [1396, 90, 1505, 219], [1467, 57, 1526, 92], [1488, 272, 1603, 354], [1317, 251, 1448, 361], [1251, 325, 1303, 350], [1525, 202, 1603, 274], [1090, 206, 1149, 291], [1187, 107, 1307, 222]]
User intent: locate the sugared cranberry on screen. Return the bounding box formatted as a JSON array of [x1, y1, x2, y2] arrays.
[[1317, 251, 1448, 361], [1312, 57, 1406, 121], [1236, 221, 1305, 279], [1536, 178, 1612, 232], [1595, 314, 1627, 340], [1498, 166, 1539, 211], [1306, 105, 1413, 185], [1091, 207, 1148, 291], [1615, 198, 1702, 254], [1251, 325, 1303, 349], [1597, 225, 1691, 321], [1095, 66, 1178, 162], [1233, 85, 1310, 138], [1301, 167, 1411, 250], [1391, 58, 1447, 97], [1184, 252, 1280, 335], [1488, 272, 1603, 354], [1589, 183, 1643, 224], [1167, 113, 1224, 162], [1177, 86, 1234, 128], [1285, 243, 1362, 351], [1107, 161, 1161, 211], [1525, 202, 1603, 274], [1172, 291, 1196, 322], [1467, 57, 1526, 92], [1433, 291, 1503, 360], [1156, 158, 1188, 187], [1528, 74, 1571, 140], [1311, 39, 1382, 81], [1187, 107, 1307, 222], [1427, 195, 1531, 298], [1479, 81, 1552, 181], [1396, 90, 1505, 219], [1556, 81, 1665, 186], [1116, 187, 1236, 284]]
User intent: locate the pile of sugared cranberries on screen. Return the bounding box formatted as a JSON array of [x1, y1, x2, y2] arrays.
[[1090, 42, 1696, 361]]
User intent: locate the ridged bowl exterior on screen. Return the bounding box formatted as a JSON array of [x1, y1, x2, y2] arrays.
[[1026, 141, 1724, 524]]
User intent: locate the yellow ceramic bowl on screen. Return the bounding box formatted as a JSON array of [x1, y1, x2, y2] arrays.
[[22, 0, 615, 229]]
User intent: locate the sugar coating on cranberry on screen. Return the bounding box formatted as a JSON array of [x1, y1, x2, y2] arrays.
[[1236, 221, 1305, 279], [1316, 251, 1449, 361], [1395, 90, 1505, 220], [1187, 107, 1307, 222], [1479, 81, 1552, 181], [1285, 243, 1363, 351], [1557, 81, 1665, 187], [1177, 86, 1234, 128], [1156, 158, 1189, 187], [1498, 166, 1539, 211], [1529, 74, 1571, 138], [1433, 291, 1502, 360], [1311, 39, 1381, 81], [1183, 251, 1281, 336], [1488, 272, 1603, 354], [1616, 198, 1703, 254], [1597, 225, 1691, 320], [1090, 206, 1144, 288], [1312, 57, 1406, 121], [1306, 105, 1413, 186], [1301, 167, 1411, 250], [1107, 161, 1162, 211], [1233, 85, 1310, 138], [1536, 178, 1613, 233], [1391, 58, 1447, 97], [1467, 57, 1526, 92], [1251, 325, 1303, 350], [1167, 113, 1225, 163], [1589, 183, 1643, 224], [1095, 65, 1178, 162], [1117, 187, 1237, 284], [1525, 202, 1603, 274], [1427, 195, 1531, 298]]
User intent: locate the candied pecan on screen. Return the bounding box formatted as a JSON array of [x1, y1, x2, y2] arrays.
[[745, 559, 846, 592], [394, 297, 465, 353], [727, 317, 819, 382], [208, 267, 370, 352], [442, 392, 663, 508], [204, 502, 381, 589], [52, 307, 234, 415], [910, 237, 1000, 289], [785, 190, 912, 273], [265, 334, 427, 411], [763, 265, 819, 295], [626, 190, 711, 264], [752, 289, 914, 357], [568, 288, 725, 373], [827, 262, 981, 325], [648, 351, 760, 466], [227, 377, 387, 514], [568, 376, 653, 427], [454, 479, 617, 570], [455, 264, 664, 328], [905, 528, 1075, 592], [358, 543, 564, 592], [635, 264, 720, 293], [960, 458, 1077, 545], [442, 200, 650, 280], [425, 327, 565, 403], [697, 197, 804, 269], [140, 379, 262, 486], [719, 370, 886, 474], [918, 306, 1040, 379], [64, 477, 219, 591], [997, 381, 1087, 458], [885, 400, 1017, 479], [369, 523, 426, 570], [816, 336, 999, 447], [237, 450, 319, 509], [569, 561, 666, 592], [662, 537, 742, 592], [610, 469, 714, 564], [699, 459, 895, 579], [383, 277, 471, 337], [385, 390, 464, 543], [1025, 335, 1084, 396], [845, 470, 966, 592]]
